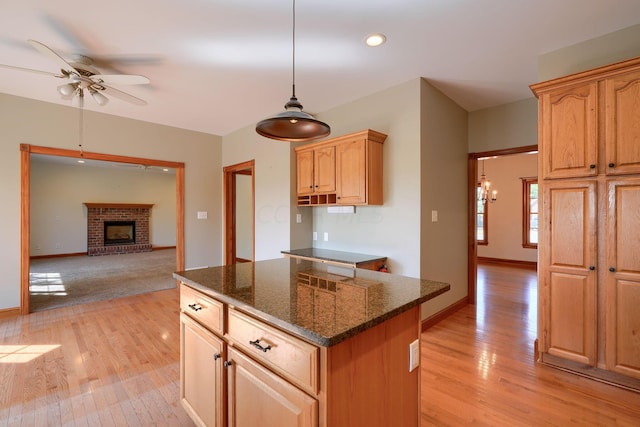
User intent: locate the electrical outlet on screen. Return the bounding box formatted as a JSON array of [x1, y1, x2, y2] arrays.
[[431, 210, 438, 222], [324, 232, 329, 241], [409, 339, 420, 372], [296, 213, 302, 223], [313, 231, 317, 241]]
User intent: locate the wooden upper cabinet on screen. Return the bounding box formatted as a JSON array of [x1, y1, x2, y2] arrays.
[[295, 129, 386, 206], [605, 69, 640, 176], [537, 82, 598, 179]]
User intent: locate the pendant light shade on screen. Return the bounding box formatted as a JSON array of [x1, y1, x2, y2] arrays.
[[255, 0, 330, 142]]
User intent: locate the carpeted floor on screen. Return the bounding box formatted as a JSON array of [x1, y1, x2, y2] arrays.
[[29, 248, 177, 312]]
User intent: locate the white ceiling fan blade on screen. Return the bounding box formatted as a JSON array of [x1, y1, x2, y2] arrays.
[[91, 74, 150, 85], [27, 39, 78, 74], [101, 84, 147, 106], [0, 63, 64, 77]]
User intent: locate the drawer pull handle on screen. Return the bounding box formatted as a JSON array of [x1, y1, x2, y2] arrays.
[[214, 353, 221, 360], [249, 339, 272, 353], [188, 303, 203, 312], [224, 360, 233, 368]]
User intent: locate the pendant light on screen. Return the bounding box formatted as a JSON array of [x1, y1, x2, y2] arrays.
[[478, 160, 498, 204], [255, 0, 330, 142]]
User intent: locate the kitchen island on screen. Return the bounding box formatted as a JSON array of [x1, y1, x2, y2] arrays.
[[174, 257, 449, 427]]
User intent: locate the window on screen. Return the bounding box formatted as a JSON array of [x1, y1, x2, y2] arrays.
[[522, 178, 538, 248], [476, 185, 488, 245]]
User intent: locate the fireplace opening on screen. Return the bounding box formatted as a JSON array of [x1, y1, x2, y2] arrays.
[[104, 221, 136, 245]]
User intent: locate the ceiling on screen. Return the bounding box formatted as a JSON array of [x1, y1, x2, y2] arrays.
[[2, 1, 640, 137]]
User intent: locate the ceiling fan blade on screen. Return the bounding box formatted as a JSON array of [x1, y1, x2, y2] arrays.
[[27, 39, 77, 74], [101, 84, 147, 106], [0, 63, 63, 77], [91, 74, 150, 85]]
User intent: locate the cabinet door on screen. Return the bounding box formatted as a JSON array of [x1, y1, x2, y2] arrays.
[[227, 347, 317, 427], [540, 181, 597, 365], [313, 146, 336, 193], [180, 313, 225, 427], [605, 178, 640, 378], [604, 69, 640, 176], [336, 138, 367, 204], [540, 82, 598, 179], [297, 150, 315, 195]]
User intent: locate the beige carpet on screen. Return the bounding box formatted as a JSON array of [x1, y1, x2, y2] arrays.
[[29, 249, 177, 312]]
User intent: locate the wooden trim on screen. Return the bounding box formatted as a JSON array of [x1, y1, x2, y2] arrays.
[[478, 257, 537, 270], [20, 146, 30, 315], [83, 203, 155, 209], [421, 297, 468, 331], [294, 129, 387, 153], [235, 257, 252, 263], [468, 157, 477, 305], [31, 252, 87, 260], [223, 160, 255, 265], [20, 144, 186, 314], [470, 145, 538, 159], [0, 307, 20, 319], [521, 177, 538, 249]]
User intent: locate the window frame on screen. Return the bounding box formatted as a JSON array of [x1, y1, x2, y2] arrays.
[[476, 184, 488, 246], [522, 177, 538, 249]]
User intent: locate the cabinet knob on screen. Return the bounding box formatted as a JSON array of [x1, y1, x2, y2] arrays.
[[608, 163, 615, 168], [609, 267, 616, 272], [213, 353, 221, 360], [589, 164, 596, 169], [224, 360, 233, 368], [309, 185, 313, 189], [315, 185, 319, 188], [589, 266, 595, 271], [337, 196, 341, 200]]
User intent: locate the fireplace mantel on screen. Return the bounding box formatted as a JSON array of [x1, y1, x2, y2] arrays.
[[84, 202, 155, 209]]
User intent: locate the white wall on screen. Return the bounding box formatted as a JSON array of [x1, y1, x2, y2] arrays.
[[0, 93, 223, 310], [30, 158, 176, 256], [419, 79, 469, 317], [477, 153, 537, 263], [311, 79, 422, 278], [235, 173, 253, 260], [221, 126, 294, 261]]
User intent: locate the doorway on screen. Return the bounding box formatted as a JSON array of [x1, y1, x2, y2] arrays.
[[223, 160, 255, 265], [20, 143, 185, 314], [467, 145, 537, 305]]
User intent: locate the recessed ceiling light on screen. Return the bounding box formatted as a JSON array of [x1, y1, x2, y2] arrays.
[[77, 160, 85, 164], [365, 33, 387, 47], [163, 168, 169, 172]]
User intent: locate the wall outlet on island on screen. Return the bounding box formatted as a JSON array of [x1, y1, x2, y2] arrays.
[[409, 339, 419, 372]]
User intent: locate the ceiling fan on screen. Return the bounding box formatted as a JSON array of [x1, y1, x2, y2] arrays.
[[0, 39, 150, 106]]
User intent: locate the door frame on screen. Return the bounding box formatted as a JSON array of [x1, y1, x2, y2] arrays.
[[467, 145, 538, 304], [20, 143, 185, 314], [223, 160, 255, 265]]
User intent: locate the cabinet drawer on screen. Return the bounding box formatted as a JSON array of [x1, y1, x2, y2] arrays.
[[180, 284, 224, 335], [227, 308, 319, 395]]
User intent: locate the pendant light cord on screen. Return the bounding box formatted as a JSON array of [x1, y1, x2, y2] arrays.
[[78, 89, 84, 157], [291, 0, 296, 99]]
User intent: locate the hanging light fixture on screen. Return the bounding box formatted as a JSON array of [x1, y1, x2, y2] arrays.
[[479, 160, 498, 204], [255, 0, 330, 142]]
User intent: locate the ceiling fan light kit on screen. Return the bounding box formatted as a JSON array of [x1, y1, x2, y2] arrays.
[[255, 0, 330, 142], [0, 39, 149, 107]]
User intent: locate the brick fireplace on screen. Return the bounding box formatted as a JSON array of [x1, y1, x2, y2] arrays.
[[84, 203, 154, 256]]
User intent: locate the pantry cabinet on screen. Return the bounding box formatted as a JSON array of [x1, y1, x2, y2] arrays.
[[295, 129, 386, 206], [531, 56, 640, 386]]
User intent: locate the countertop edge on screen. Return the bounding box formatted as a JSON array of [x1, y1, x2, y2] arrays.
[[175, 273, 450, 347]]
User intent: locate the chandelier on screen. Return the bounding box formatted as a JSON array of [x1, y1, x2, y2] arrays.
[[479, 160, 497, 204]]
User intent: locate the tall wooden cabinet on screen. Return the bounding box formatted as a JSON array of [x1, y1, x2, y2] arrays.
[[295, 129, 386, 206], [531, 56, 640, 385]]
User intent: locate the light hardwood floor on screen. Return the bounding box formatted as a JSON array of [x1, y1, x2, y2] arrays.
[[1, 265, 638, 426]]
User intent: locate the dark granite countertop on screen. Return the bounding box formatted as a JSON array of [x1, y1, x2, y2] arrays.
[[281, 248, 386, 266], [174, 258, 450, 347]]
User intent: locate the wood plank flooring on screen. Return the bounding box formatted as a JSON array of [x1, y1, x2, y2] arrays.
[[1, 264, 638, 426], [422, 264, 640, 426]]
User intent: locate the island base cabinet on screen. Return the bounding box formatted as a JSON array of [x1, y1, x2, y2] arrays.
[[227, 347, 318, 427], [180, 313, 225, 427]]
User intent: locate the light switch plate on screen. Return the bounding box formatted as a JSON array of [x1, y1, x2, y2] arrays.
[[296, 213, 302, 223], [197, 211, 208, 219], [431, 210, 438, 222], [409, 339, 420, 372]]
